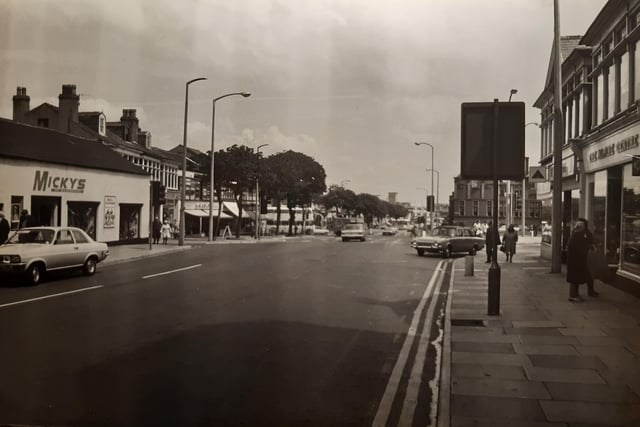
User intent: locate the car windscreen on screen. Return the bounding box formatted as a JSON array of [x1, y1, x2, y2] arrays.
[[9, 229, 55, 244], [343, 224, 363, 230], [431, 228, 457, 237]]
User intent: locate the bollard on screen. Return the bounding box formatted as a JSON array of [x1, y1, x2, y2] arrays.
[[464, 255, 474, 276]]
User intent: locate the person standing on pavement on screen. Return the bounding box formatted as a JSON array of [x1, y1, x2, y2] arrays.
[[577, 217, 599, 297], [152, 217, 162, 245], [485, 221, 499, 263], [502, 224, 519, 263], [19, 209, 37, 228], [0, 211, 10, 244], [566, 219, 592, 302], [160, 220, 172, 245]]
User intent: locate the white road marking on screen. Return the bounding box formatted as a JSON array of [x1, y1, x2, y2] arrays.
[[398, 260, 446, 426], [372, 260, 444, 427], [0, 285, 103, 309], [142, 264, 202, 279], [522, 266, 549, 270]]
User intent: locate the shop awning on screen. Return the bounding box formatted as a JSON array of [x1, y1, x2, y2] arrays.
[[222, 201, 252, 218], [185, 209, 232, 218]]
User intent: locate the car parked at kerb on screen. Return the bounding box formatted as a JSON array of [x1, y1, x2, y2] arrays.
[[410, 225, 484, 258], [0, 227, 109, 285]]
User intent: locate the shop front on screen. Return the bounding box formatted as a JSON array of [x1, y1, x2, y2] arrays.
[[582, 122, 640, 281], [0, 158, 150, 243]]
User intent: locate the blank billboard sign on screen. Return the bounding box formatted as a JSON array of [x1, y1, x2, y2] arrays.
[[461, 101, 525, 180]]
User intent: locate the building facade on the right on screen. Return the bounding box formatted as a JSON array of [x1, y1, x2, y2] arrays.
[[536, 0, 640, 283]]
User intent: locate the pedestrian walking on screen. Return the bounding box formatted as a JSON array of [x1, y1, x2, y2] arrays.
[[485, 221, 499, 263], [0, 211, 10, 244], [566, 219, 597, 302], [160, 220, 172, 244], [152, 217, 162, 244], [502, 224, 519, 263]]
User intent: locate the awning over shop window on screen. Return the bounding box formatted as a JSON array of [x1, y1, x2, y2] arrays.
[[185, 209, 231, 219], [221, 201, 252, 218]]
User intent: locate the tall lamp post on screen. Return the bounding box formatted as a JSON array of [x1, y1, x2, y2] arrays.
[[255, 143, 268, 240], [208, 91, 252, 241], [179, 77, 207, 246], [415, 142, 435, 231], [425, 168, 440, 225]]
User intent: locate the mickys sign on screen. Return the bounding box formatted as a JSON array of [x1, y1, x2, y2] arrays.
[[32, 170, 86, 193]]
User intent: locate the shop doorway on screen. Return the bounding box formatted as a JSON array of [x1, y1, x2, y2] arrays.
[[119, 204, 142, 240], [31, 196, 61, 226]]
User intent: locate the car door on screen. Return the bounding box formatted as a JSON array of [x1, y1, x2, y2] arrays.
[[49, 229, 79, 269], [70, 229, 91, 265]]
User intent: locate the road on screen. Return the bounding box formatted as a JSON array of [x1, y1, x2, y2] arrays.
[[0, 232, 453, 426]]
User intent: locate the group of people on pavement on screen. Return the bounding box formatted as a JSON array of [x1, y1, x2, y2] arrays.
[[152, 217, 173, 245], [484, 221, 519, 263], [0, 209, 36, 245]]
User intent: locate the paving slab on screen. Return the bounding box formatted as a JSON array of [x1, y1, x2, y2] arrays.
[[513, 320, 565, 328], [528, 355, 607, 371], [503, 327, 564, 336], [524, 366, 606, 384], [452, 342, 515, 353], [576, 336, 628, 346], [452, 378, 550, 399], [513, 343, 579, 356], [451, 416, 567, 427], [544, 382, 639, 403], [452, 363, 526, 380], [540, 400, 640, 425], [557, 327, 607, 336], [451, 395, 547, 421], [452, 351, 532, 367], [452, 332, 521, 344], [518, 335, 581, 345]]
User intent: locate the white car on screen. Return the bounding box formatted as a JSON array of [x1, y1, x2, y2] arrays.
[[381, 225, 398, 236], [341, 223, 367, 242], [0, 227, 109, 285]]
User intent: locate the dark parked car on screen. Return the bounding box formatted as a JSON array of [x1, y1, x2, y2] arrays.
[[410, 226, 485, 258]]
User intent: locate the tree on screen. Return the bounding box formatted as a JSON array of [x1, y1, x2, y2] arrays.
[[319, 185, 358, 217], [267, 150, 327, 235]]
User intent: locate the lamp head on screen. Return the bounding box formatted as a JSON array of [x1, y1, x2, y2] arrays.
[[510, 89, 518, 95], [414, 142, 420, 146], [241, 92, 252, 98]]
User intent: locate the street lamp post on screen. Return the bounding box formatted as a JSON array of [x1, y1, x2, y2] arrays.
[[208, 91, 251, 242], [179, 77, 207, 247], [255, 143, 268, 240], [415, 142, 435, 231], [425, 168, 440, 225]]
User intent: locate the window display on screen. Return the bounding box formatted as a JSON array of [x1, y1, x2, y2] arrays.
[[621, 164, 640, 276], [67, 201, 98, 239], [119, 204, 141, 240]]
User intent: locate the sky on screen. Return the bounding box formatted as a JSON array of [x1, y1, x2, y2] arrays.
[[0, 0, 608, 207]]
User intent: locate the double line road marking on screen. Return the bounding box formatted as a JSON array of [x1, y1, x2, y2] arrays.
[[372, 260, 448, 427]]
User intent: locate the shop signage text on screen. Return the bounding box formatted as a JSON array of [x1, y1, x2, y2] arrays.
[[33, 170, 86, 193], [588, 134, 639, 163]]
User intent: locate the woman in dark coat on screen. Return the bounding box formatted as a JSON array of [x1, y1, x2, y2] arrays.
[[502, 224, 519, 263], [566, 220, 590, 302]]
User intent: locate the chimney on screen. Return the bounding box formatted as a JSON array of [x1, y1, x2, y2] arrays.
[[120, 108, 139, 142], [12, 87, 30, 123], [58, 84, 79, 132]]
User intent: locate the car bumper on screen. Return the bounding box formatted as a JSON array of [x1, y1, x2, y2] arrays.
[[410, 243, 443, 253], [0, 263, 28, 274], [342, 234, 365, 239]]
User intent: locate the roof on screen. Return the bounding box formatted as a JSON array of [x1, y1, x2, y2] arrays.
[[581, 0, 625, 45], [0, 118, 148, 175]]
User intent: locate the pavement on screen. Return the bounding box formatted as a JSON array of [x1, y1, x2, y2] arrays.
[[441, 235, 640, 427]]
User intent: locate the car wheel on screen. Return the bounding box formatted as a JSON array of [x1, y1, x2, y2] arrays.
[[83, 257, 97, 276], [342, 237, 347, 242], [442, 246, 451, 258], [25, 263, 43, 286], [469, 246, 477, 256], [417, 249, 425, 256], [361, 237, 366, 242]]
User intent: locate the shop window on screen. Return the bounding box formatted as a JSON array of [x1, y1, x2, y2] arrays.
[[120, 204, 142, 240], [621, 164, 640, 274], [67, 201, 98, 240]]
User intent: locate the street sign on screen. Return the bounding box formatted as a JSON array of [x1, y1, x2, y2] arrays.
[[460, 101, 525, 180], [529, 166, 546, 182]]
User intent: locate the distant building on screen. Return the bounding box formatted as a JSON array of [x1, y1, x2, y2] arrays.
[[448, 177, 543, 230]]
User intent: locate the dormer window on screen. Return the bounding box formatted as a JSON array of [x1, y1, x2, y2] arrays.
[[98, 114, 106, 136]]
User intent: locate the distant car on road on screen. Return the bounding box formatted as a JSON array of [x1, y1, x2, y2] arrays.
[[410, 226, 485, 258], [341, 223, 367, 242], [0, 226, 109, 285], [381, 225, 398, 236]]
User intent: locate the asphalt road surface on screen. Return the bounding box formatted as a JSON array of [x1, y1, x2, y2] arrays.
[[0, 232, 453, 426]]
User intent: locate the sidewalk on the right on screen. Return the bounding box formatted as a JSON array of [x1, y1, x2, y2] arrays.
[[445, 240, 640, 426]]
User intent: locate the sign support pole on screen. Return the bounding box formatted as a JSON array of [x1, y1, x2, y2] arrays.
[[488, 98, 501, 316]]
